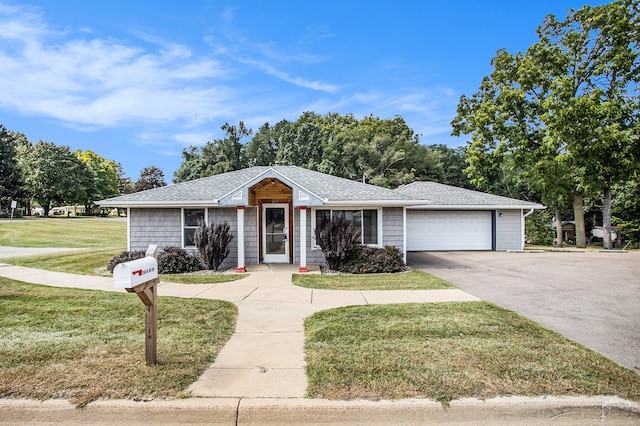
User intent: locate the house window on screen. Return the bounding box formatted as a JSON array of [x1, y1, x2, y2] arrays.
[[313, 208, 379, 246], [183, 208, 205, 247]]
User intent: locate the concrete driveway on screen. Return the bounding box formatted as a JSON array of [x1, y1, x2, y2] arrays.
[[407, 250, 640, 373]]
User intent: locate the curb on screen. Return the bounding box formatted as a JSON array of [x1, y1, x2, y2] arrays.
[[1, 396, 639, 425]]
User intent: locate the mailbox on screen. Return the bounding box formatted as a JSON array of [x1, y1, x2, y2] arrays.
[[113, 257, 159, 289]]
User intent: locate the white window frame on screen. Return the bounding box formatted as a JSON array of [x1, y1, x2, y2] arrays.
[[310, 207, 382, 249], [182, 207, 208, 248]]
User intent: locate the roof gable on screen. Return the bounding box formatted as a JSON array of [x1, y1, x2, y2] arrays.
[[98, 166, 417, 207]]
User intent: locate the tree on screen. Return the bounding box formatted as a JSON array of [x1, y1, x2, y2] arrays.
[[429, 145, 472, 188], [134, 166, 167, 192], [75, 150, 119, 211], [539, 1, 640, 248], [452, 1, 640, 248], [0, 126, 25, 209], [173, 122, 252, 183], [116, 163, 134, 195], [19, 141, 92, 216]]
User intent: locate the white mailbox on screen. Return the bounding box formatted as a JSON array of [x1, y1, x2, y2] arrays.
[[113, 257, 159, 289]]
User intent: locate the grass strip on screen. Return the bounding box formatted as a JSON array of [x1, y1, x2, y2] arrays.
[[3, 249, 123, 275], [0, 277, 237, 406], [160, 273, 246, 284], [293, 270, 454, 290], [4, 251, 246, 284], [305, 302, 640, 403]]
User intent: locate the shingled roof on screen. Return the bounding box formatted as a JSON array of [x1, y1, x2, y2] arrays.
[[98, 166, 544, 209], [395, 181, 543, 209], [98, 166, 416, 207]]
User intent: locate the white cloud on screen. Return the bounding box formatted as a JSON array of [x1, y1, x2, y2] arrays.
[[0, 5, 233, 129]]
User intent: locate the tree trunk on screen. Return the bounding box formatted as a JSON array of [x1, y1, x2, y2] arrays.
[[603, 187, 613, 249], [555, 206, 563, 247], [573, 193, 586, 248]]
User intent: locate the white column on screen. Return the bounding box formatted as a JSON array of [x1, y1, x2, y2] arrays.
[[236, 206, 246, 273], [299, 206, 308, 273]]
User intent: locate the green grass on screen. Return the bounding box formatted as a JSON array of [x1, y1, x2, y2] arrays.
[[305, 302, 640, 403], [160, 273, 246, 284], [292, 270, 455, 290], [0, 217, 126, 248], [0, 277, 237, 407]]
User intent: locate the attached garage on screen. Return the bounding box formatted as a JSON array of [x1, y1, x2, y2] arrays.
[[406, 210, 493, 251]]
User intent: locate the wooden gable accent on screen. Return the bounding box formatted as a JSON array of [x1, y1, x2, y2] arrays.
[[249, 178, 292, 205]]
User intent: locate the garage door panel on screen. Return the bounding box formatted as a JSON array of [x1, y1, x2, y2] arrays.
[[407, 211, 492, 251]]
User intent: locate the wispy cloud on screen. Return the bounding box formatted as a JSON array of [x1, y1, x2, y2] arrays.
[[236, 57, 340, 93], [0, 5, 232, 129]]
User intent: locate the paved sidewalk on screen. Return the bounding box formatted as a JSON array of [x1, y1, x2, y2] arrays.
[[0, 262, 480, 399]]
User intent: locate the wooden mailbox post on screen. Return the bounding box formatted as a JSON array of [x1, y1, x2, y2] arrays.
[[113, 247, 159, 366]]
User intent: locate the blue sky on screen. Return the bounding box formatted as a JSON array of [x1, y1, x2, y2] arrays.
[[1, 0, 607, 181]]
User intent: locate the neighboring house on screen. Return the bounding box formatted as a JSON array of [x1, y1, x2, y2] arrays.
[[98, 166, 544, 272]]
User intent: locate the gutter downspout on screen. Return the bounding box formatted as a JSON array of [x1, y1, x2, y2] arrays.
[[522, 208, 535, 250]]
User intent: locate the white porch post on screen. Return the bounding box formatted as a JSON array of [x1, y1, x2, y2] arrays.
[[236, 206, 246, 273], [299, 206, 308, 273]]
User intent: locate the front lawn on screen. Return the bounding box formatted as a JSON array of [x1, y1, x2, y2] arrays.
[[305, 302, 640, 403], [292, 270, 454, 290], [0, 278, 237, 407], [0, 217, 126, 248]]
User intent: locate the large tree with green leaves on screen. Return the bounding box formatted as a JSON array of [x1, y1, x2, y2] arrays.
[[19, 141, 92, 216], [0, 126, 25, 209], [173, 121, 253, 183], [75, 150, 119, 210], [452, 0, 639, 248]]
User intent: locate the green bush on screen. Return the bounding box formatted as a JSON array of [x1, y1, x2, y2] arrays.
[[157, 246, 203, 274], [340, 245, 406, 274], [106, 250, 145, 272], [525, 210, 554, 246]]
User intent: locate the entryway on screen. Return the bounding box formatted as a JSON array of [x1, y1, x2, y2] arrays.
[[262, 204, 289, 263]]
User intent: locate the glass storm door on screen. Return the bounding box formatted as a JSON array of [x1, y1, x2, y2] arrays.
[[263, 204, 289, 263]]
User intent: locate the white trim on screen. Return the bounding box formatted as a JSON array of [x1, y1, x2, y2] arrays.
[[126, 207, 131, 251], [237, 207, 245, 271], [521, 208, 525, 250], [299, 207, 307, 270], [217, 167, 328, 205], [262, 203, 290, 263], [402, 206, 407, 264], [181, 207, 208, 248], [99, 200, 218, 208], [310, 207, 382, 249], [406, 204, 544, 210]]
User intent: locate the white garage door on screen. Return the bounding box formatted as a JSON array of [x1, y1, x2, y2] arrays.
[[406, 210, 492, 251]]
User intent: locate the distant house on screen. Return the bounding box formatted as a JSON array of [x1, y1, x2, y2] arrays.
[[98, 166, 543, 271]]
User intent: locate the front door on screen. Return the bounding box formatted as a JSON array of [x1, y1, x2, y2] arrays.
[[262, 204, 289, 263]]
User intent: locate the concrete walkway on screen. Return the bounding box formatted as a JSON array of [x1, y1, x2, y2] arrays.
[[0, 262, 480, 399]]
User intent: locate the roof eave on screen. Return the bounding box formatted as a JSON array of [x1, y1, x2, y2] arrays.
[[97, 200, 219, 208], [406, 204, 545, 210]]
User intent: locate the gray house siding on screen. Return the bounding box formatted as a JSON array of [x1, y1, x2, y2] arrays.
[[294, 207, 326, 266], [130, 208, 182, 251], [207, 208, 238, 270], [495, 209, 523, 251], [382, 207, 404, 252]]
